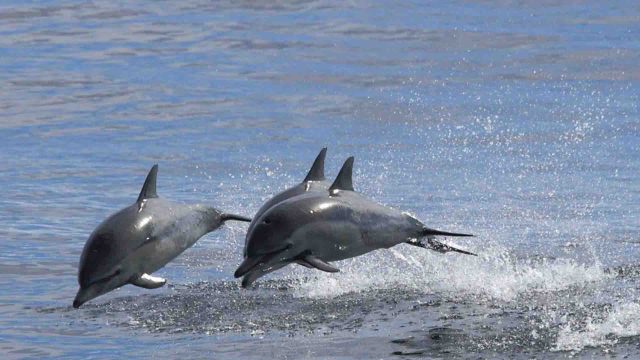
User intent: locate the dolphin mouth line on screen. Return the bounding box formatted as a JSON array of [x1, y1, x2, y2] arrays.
[[74, 268, 123, 308], [234, 244, 292, 278], [241, 260, 290, 288], [82, 268, 121, 289], [72, 298, 84, 309]]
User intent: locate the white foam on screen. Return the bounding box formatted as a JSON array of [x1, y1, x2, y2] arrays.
[[553, 302, 640, 352], [289, 245, 610, 302]]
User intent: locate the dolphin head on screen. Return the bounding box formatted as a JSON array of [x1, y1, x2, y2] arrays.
[[234, 192, 338, 285], [73, 264, 131, 308], [73, 222, 137, 308], [246, 207, 297, 257], [234, 199, 310, 279]]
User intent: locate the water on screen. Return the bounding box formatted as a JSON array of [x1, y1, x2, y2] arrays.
[[0, 0, 638, 358]]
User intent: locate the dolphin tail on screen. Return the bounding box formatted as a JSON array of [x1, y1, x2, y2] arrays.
[[407, 238, 477, 256], [221, 213, 252, 222], [421, 226, 473, 237]]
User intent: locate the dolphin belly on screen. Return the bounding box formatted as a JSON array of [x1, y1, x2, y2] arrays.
[[291, 220, 374, 262], [132, 222, 209, 275]]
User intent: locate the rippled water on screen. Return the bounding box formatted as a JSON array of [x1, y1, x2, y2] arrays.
[[1, 0, 639, 358]]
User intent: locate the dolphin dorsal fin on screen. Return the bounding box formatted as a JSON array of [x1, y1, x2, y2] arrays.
[[303, 147, 327, 182], [137, 164, 159, 204], [329, 157, 354, 193]]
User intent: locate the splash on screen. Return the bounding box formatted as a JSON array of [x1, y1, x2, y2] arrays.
[[553, 302, 640, 352], [290, 245, 610, 302]]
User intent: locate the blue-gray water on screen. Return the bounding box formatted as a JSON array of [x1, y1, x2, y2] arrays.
[[1, 1, 639, 358]]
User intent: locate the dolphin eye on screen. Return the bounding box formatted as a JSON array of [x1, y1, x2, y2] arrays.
[[263, 218, 271, 224], [109, 269, 121, 279]]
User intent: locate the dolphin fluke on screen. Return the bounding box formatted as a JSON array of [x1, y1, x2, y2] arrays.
[[303, 147, 327, 182], [421, 227, 473, 237], [329, 156, 355, 193], [137, 164, 159, 204], [406, 238, 477, 256], [221, 213, 252, 222]]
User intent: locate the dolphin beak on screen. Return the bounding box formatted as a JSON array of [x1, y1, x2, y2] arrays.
[[73, 285, 104, 309], [72, 299, 84, 309], [241, 261, 290, 288], [234, 256, 264, 278], [73, 288, 91, 308], [234, 245, 292, 278]]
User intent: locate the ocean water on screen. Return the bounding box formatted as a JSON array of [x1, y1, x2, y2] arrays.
[[0, 0, 639, 358]]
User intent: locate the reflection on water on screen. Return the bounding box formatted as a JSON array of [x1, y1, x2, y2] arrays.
[[0, 0, 639, 358]]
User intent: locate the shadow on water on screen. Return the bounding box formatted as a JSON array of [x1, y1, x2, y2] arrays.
[[53, 280, 429, 335], [34, 263, 640, 357]]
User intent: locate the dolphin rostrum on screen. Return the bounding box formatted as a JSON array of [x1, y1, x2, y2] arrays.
[[74, 165, 251, 308], [241, 147, 330, 266], [235, 157, 475, 287]]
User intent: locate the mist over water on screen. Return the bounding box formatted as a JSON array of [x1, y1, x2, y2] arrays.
[[0, 0, 639, 358]]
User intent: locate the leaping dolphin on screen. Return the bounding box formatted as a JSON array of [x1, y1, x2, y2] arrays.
[[240, 148, 330, 272], [74, 165, 251, 308], [235, 157, 475, 287], [250, 147, 329, 227]]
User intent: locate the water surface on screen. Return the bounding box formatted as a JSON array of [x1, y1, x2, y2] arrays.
[[1, 0, 639, 358]]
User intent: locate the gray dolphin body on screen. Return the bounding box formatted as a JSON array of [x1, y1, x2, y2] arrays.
[[243, 148, 329, 257], [74, 165, 251, 308], [235, 157, 475, 287], [250, 148, 329, 225]]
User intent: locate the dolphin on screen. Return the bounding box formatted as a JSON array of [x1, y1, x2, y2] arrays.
[[250, 147, 329, 228], [239, 148, 330, 273], [235, 157, 475, 287], [74, 165, 251, 308]]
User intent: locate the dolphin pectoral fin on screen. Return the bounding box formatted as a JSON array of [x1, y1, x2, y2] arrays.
[[221, 213, 252, 222], [407, 238, 477, 256], [300, 255, 340, 273], [295, 259, 313, 268], [130, 273, 167, 289]]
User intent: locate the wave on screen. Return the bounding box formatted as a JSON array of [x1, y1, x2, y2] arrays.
[[554, 302, 640, 352], [290, 245, 610, 302]]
